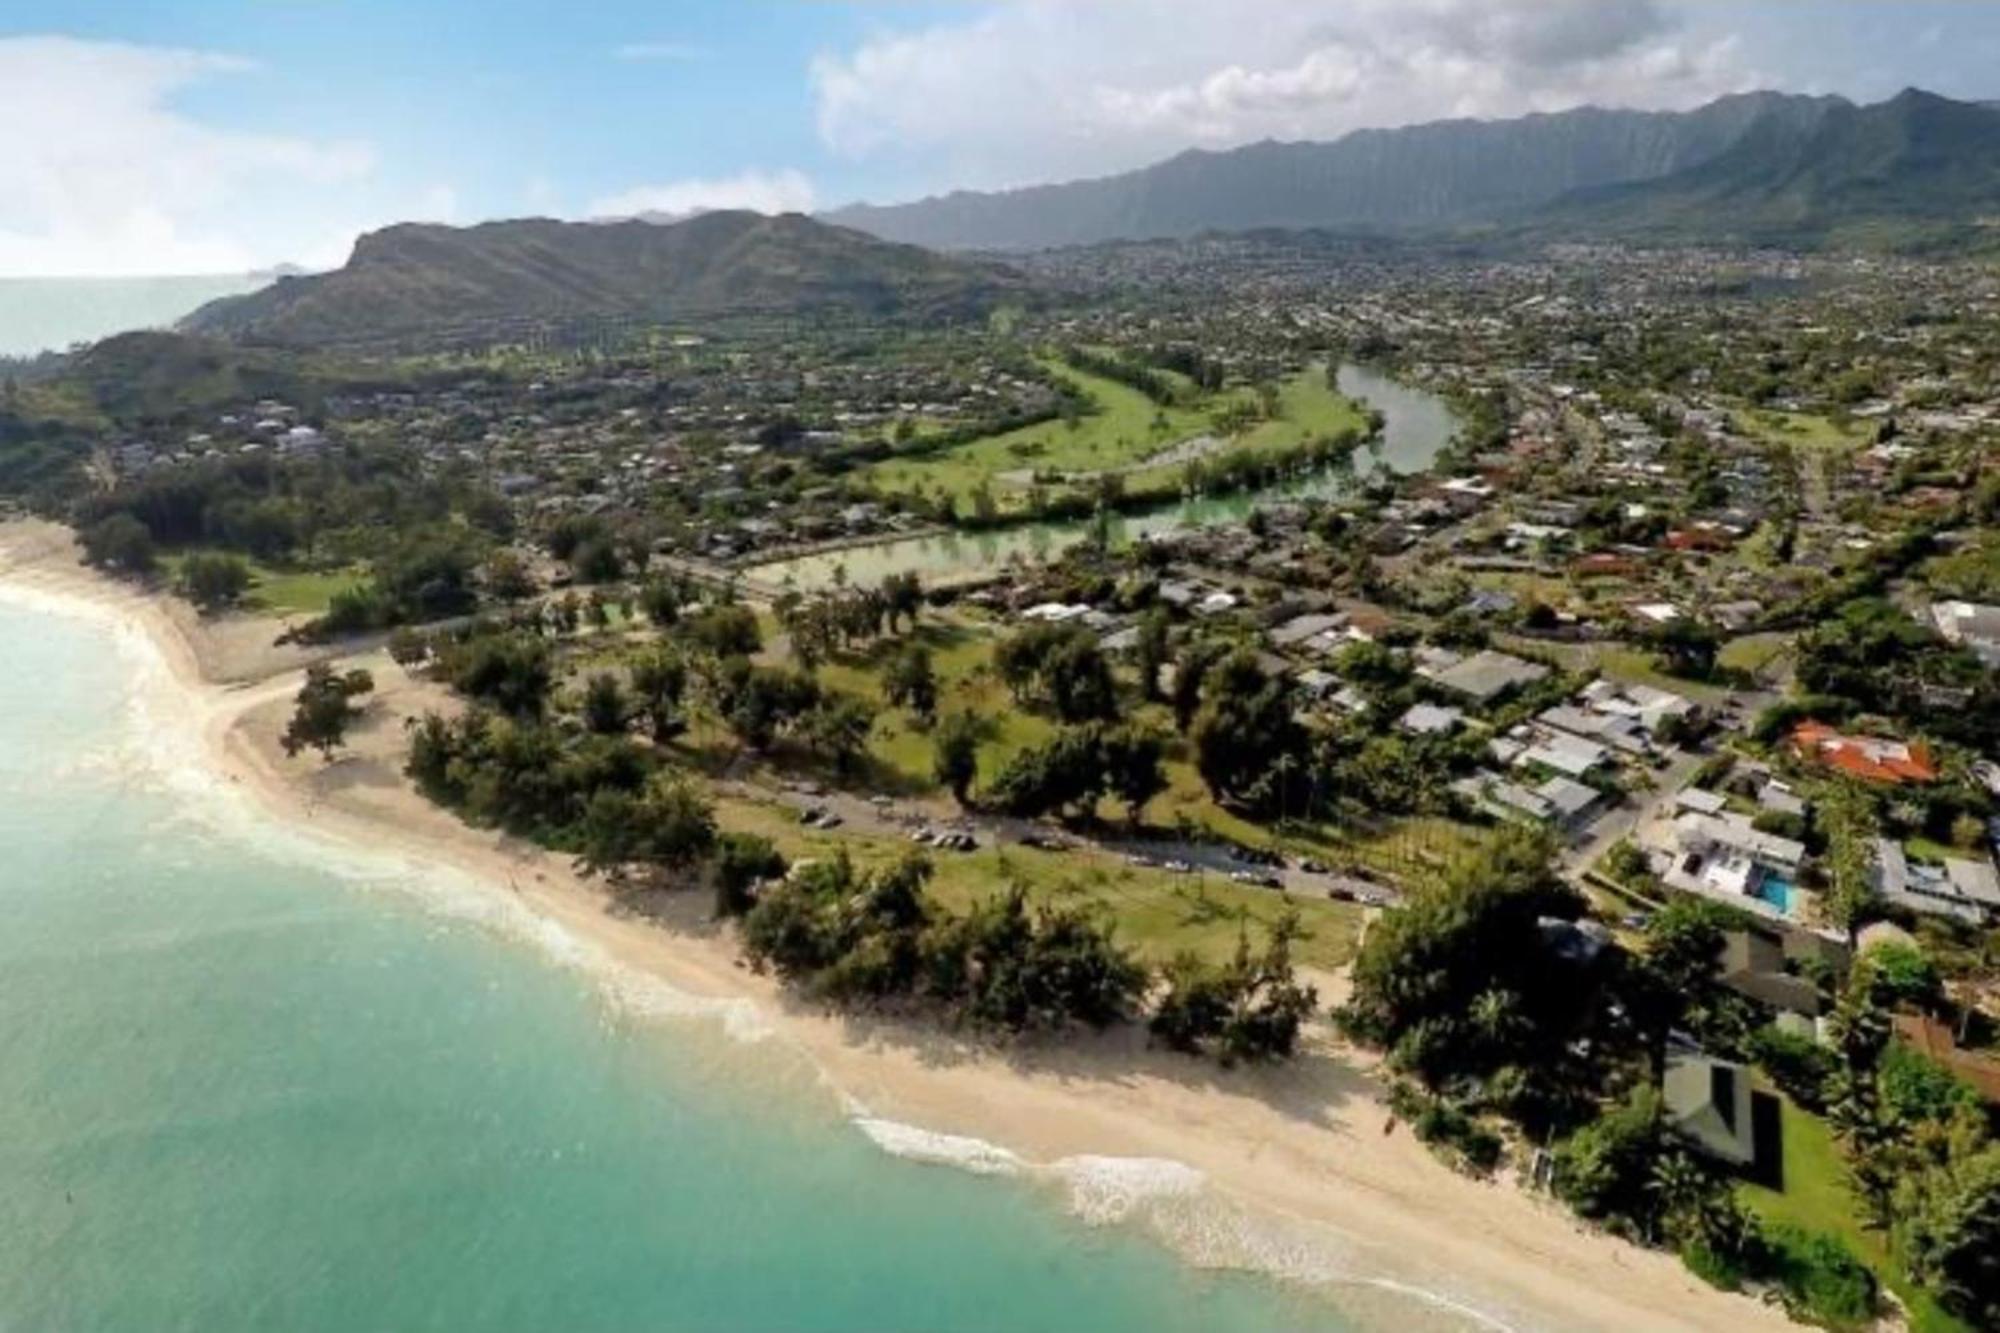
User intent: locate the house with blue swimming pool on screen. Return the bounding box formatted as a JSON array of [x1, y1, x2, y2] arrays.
[[1656, 808, 1809, 921]]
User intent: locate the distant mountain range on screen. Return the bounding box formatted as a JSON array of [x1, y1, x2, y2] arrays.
[[185, 211, 1027, 349], [825, 89, 2000, 253], [1538, 89, 2000, 251]]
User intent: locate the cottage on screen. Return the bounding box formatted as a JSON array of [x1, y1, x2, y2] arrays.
[[1516, 731, 1610, 780], [1664, 1053, 1771, 1169], [1399, 703, 1466, 736]]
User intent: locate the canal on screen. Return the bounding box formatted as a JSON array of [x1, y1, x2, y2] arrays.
[[747, 362, 1459, 591]]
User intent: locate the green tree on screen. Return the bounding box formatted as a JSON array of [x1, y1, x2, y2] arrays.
[[386, 626, 429, 669], [578, 774, 716, 882], [712, 832, 787, 919], [638, 578, 682, 627], [280, 664, 375, 760], [581, 673, 630, 735], [176, 551, 252, 613], [80, 514, 156, 576], [441, 631, 554, 718], [803, 694, 877, 776], [882, 643, 938, 722], [1191, 650, 1306, 813], [1897, 1147, 2000, 1328], [629, 647, 689, 743], [932, 711, 983, 806], [483, 549, 538, 601]]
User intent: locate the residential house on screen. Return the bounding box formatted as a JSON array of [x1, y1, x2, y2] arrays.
[[1429, 649, 1550, 704], [1873, 841, 2000, 925], [1664, 1053, 1773, 1169], [1932, 600, 2000, 669], [1660, 811, 1806, 916], [1790, 722, 1938, 786], [1717, 930, 1827, 1029]]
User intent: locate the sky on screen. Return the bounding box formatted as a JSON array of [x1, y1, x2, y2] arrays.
[[3, 0, 1999, 277]]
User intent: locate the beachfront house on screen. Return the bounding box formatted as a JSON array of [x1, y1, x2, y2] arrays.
[[1664, 1053, 1773, 1170]]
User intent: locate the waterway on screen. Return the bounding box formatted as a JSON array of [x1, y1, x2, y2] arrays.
[[749, 362, 1460, 591]]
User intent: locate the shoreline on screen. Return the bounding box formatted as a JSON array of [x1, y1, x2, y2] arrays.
[[0, 517, 1797, 1333]]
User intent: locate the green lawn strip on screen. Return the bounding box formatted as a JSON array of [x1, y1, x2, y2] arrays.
[[1587, 643, 1732, 706], [712, 793, 1361, 973], [1738, 1095, 1971, 1333], [1719, 632, 1794, 678], [1732, 408, 1872, 453], [159, 548, 366, 616]]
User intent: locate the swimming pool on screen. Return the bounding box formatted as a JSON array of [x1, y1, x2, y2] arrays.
[[1754, 874, 1795, 913]]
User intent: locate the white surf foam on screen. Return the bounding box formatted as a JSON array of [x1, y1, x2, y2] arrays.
[[854, 1117, 1026, 1176], [849, 1110, 1527, 1333]]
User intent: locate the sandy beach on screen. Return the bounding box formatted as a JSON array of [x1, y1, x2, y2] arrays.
[[0, 517, 1798, 1333]]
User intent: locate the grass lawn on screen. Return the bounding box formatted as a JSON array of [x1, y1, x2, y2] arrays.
[[1719, 632, 1794, 678], [712, 792, 1364, 973], [1588, 643, 1731, 706], [1739, 1095, 1971, 1333], [1733, 408, 1871, 453], [247, 565, 367, 616], [867, 358, 1364, 517], [159, 550, 366, 616], [811, 619, 1058, 792]]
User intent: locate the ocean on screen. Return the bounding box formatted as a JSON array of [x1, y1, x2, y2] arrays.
[[0, 276, 271, 358], [0, 596, 1391, 1331]]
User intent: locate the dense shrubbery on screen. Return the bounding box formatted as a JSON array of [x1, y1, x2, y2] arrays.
[[740, 853, 1148, 1032], [1150, 910, 1318, 1064], [985, 723, 1166, 822], [1338, 826, 1597, 1119]]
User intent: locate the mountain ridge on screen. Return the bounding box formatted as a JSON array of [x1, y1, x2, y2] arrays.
[[184, 210, 1029, 349], [822, 90, 2000, 253]]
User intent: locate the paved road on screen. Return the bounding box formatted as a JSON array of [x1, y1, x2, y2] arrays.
[[1563, 744, 1706, 880], [750, 781, 1395, 907]]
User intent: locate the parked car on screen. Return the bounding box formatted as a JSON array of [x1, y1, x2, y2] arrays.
[[1162, 859, 1194, 874], [1228, 869, 1283, 889]]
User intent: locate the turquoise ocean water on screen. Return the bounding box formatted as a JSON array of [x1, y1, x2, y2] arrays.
[[0, 597, 1399, 1332]]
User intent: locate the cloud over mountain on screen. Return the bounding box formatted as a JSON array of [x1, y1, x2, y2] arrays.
[[812, 0, 1759, 190]]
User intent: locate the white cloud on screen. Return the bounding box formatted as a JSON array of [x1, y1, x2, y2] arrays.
[[813, 0, 1761, 192], [0, 35, 376, 277], [588, 168, 818, 220], [615, 41, 709, 62]]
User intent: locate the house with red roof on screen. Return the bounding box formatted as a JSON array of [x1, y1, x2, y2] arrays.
[[1789, 721, 1939, 785]]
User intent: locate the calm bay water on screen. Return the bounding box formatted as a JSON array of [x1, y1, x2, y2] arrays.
[[0, 599, 1366, 1332], [0, 275, 272, 358], [747, 361, 1460, 592]]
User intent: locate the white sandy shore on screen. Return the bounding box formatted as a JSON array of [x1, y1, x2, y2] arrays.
[[0, 518, 1798, 1333]]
